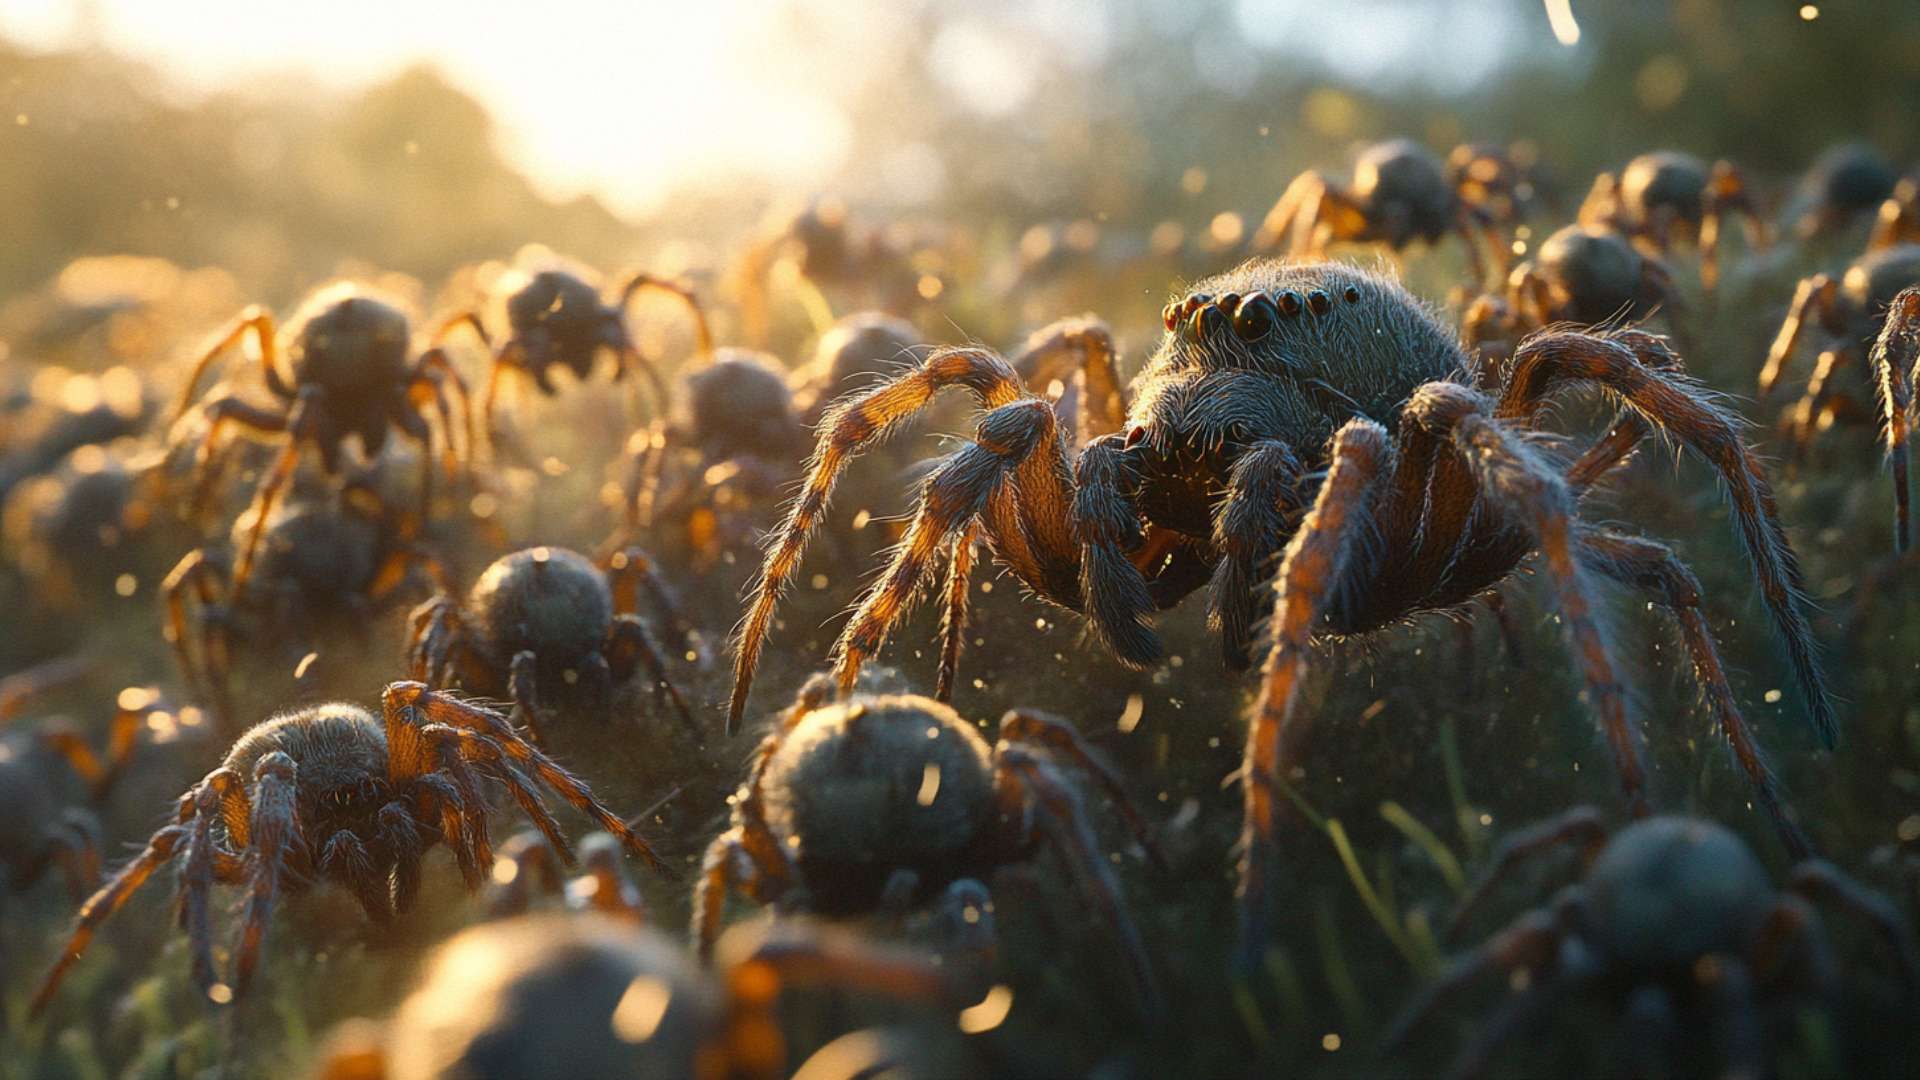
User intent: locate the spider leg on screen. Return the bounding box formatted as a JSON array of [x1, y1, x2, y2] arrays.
[[231, 752, 296, 994], [383, 682, 672, 875], [1382, 897, 1574, 1055], [1501, 329, 1835, 747], [1869, 181, 1920, 252], [1412, 384, 1649, 811], [318, 827, 392, 923], [0, 655, 90, 722], [1759, 274, 1838, 401], [1702, 956, 1766, 1080], [405, 594, 466, 688], [412, 344, 475, 465], [1577, 531, 1811, 858], [1205, 439, 1307, 669], [186, 394, 291, 520], [1446, 806, 1608, 937], [1254, 170, 1350, 255], [1787, 860, 1919, 987], [603, 545, 696, 655], [618, 270, 714, 360], [162, 548, 234, 721], [507, 649, 549, 748], [1239, 419, 1391, 963], [609, 330, 673, 419], [178, 767, 250, 991], [578, 832, 649, 919], [998, 707, 1167, 873], [607, 614, 698, 737], [367, 542, 448, 607], [1440, 962, 1584, 1080], [480, 339, 530, 459], [1871, 287, 1920, 553], [32, 822, 193, 1015], [994, 744, 1164, 1019], [484, 830, 567, 918], [832, 399, 1059, 693], [1699, 159, 1768, 291], [692, 830, 756, 961], [730, 347, 1033, 734], [1785, 344, 1856, 463], [231, 386, 326, 595], [1008, 317, 1126, 442], [172, 307, 284, 423], [47, 811, 103, 901], [934, 525, 976, 702], [1075, 433, 1158, 664], [416, 722, 574, 866]]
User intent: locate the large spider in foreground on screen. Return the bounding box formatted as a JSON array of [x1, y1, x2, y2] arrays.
[[28, 681, 668, 1015], [170, 283, 474, 591], [1386, 811, 1917, 1079], [1577, 151, 1767, 289], [727, 258, 1833, 962], [1251, 138, 1506, 282], [697, 678, 1165, 1017], [407, 545, 698, 747]]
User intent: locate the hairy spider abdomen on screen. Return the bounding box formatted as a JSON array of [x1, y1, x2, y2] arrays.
[[684, 350, 805, 459], [236, 500, 383, 605], [1583, 817, 1775, 973], [1808, 142, 1897, 212], [1845, 244, 1920, 320], [467, 547, 613, 667], [1353, 139, 1456, 241], [285, 288, 413, 400], [759, 695, 997, 912]]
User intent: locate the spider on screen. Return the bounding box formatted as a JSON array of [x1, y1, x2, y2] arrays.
[[1577, 151, 1767, 289], [737, 199, 925, 342], [792, 312, 929, 428], [169, 282, 475, 592], [472, 262, 711, 454], [1251, 138, 1506, 283], [620, 350, 812, 570], [0, 661, 164, 913], [28, 681, 669, 1014], [1461, 224, 1683, 368], [164, 473, 445, 728], [723, 258, 1833, 965], [309, 913, 959, 1080], [1445, 141, 1550, 227], [1866, 285, 1920, 554], [1385, 810, 1917, 1079], [407, 544, 697, 748], [695, 677, 1165, 1018], [1757, 245, 1920, 523], [2, 440, 159, 610], [484, 828, 650, 922], [1785, 142, 1902, 242], [0, 364, 150, 502]]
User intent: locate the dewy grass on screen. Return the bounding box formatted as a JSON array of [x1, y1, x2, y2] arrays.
[[1325, 818, 1424, 974], [1380, 800, 1467, 895]]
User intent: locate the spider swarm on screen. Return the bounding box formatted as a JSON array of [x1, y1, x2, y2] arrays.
[[727, 257, 1832, 965]]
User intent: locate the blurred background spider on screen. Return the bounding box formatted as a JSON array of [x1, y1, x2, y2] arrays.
[[1577, 150, 1767, 288]]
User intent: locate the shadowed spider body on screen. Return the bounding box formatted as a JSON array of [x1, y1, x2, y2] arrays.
[[1462, 224, 1683, 368], [164, 477, 444, 729], [29, 682, 669, 1015], [408, 545, 696, 748], [3, 440, 159, 608], [312, 913, 956, 1080], [1757, 246, 1920, 536], [695, 679, 1164, 1017], [1445, 141, 1548, 227], [793, 312, 929, 428], [725, 258, 1832, 969], [1787, 143, 1901, 242], [1252, 138, 1505, 282], [1387, 811, 1917, 1080], [1578, 151, 1766, 289], [474, 265, 710, 453], [170, 283, 474, 592]]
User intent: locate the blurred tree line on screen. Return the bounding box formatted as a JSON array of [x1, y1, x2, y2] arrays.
[[0, 0, 1915, 308]]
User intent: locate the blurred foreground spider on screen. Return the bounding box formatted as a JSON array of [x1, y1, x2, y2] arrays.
[[1252, 138, 1506, 282], [170, 283, 474, 591], [1387, 811, 1917, 1079], [697, 678, 1165, 1017], [312, 914, 958, 1080], [1578, 151, 1766, 288], [29, 681, 668, 1014], [726, 258, 1832, 968]]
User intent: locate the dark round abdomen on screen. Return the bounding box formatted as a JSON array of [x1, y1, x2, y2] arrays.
[[468, 547, 612, 665], [287, 293, 412, 399]]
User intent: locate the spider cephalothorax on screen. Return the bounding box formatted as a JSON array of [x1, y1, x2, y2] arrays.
[[695, 679, 1164, 1017], [169, 283, 474, 590], [474, 264, 711, 452], [1252, 138, 1506, 282], [725, 257, 1832, 966], [311, 913, 957, 1080], [1387, 811, 1917, 1078], [164, 476, 443, 729], [408, 545, 696, 747], [29, 681, 669, 1014], [1462, 224, 1682, 366], [1578, 151, 1767, 288]]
